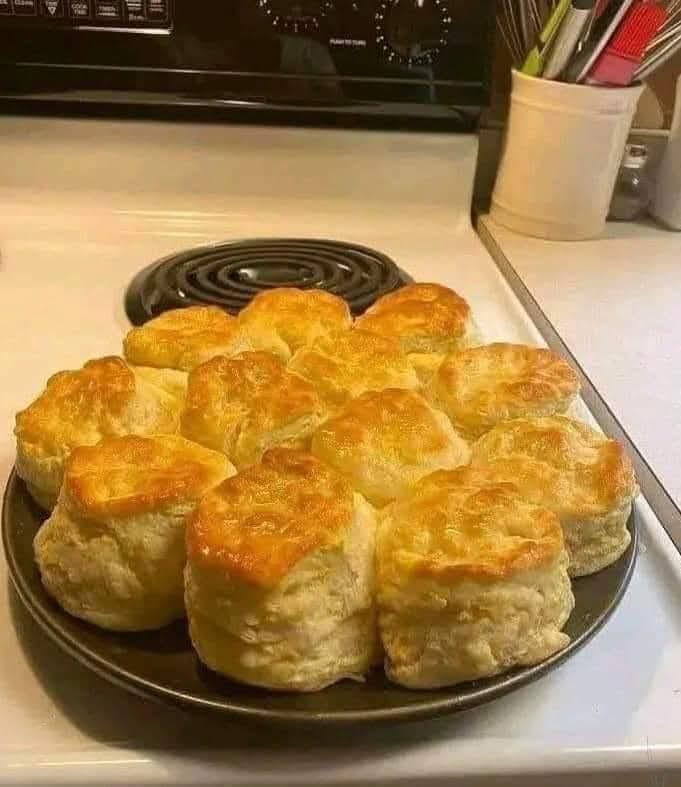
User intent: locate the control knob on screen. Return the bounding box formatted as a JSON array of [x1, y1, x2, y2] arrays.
[[258, 0, 333, 34], [376, 0, 451, 65]]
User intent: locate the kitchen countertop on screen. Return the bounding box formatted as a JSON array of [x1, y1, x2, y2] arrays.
[[478, 216, 681, 510], [1, 116, 681, 786]]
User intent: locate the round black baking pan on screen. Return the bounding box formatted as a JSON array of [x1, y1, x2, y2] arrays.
[[2, 470, 638, 726]]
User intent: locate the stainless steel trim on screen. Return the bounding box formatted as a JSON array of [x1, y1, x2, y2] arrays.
[[12, 61, 481, 86], [73, 25, 170, 34], [477, 218, 681, 555]]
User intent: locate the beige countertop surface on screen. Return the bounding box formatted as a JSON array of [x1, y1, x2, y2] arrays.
[[480, 215, 681, 508]]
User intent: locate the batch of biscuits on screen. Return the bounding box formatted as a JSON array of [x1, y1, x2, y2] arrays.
[[13, 283, 638, 693]]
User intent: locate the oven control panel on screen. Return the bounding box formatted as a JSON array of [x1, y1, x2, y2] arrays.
[[253, 0, 459, 67], [0, 0, 170, 26], [0, 0, 494, 120]]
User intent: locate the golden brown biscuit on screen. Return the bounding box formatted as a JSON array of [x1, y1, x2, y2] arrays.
[[15, 356, 185, 510], [288, 329, 420, 412], [471, 416, 638, 576], [237, 288, 352, 356], [123, 306, 288, 371], [185, 447, 377, 691], [356, 283, 478, 355], [181, 352, 326, 469], [405, 352, 448, 387], [377, 469, 574, 689], [311, 388, 470, 507], [34, 435, 234, 631], [428, 342, 580, 440], [133, 364, 188, 401]]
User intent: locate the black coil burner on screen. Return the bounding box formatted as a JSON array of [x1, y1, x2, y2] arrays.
[[124, 238, 412, 325]]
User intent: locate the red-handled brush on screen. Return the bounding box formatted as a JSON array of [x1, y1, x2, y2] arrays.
[[587, 0, 667, 85]]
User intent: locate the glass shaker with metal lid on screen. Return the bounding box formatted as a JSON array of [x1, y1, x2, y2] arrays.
[[609, 144, 651, 222]]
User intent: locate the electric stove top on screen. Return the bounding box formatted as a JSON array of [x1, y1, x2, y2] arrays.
[[124, 238, 412, 324]]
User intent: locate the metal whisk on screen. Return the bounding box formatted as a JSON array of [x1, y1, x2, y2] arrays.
[[497, 0, 561, 65], [634, 0, 681, 79]]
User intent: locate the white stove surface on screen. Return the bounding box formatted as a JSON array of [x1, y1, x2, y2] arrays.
[[1, 117, 681, 786]]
